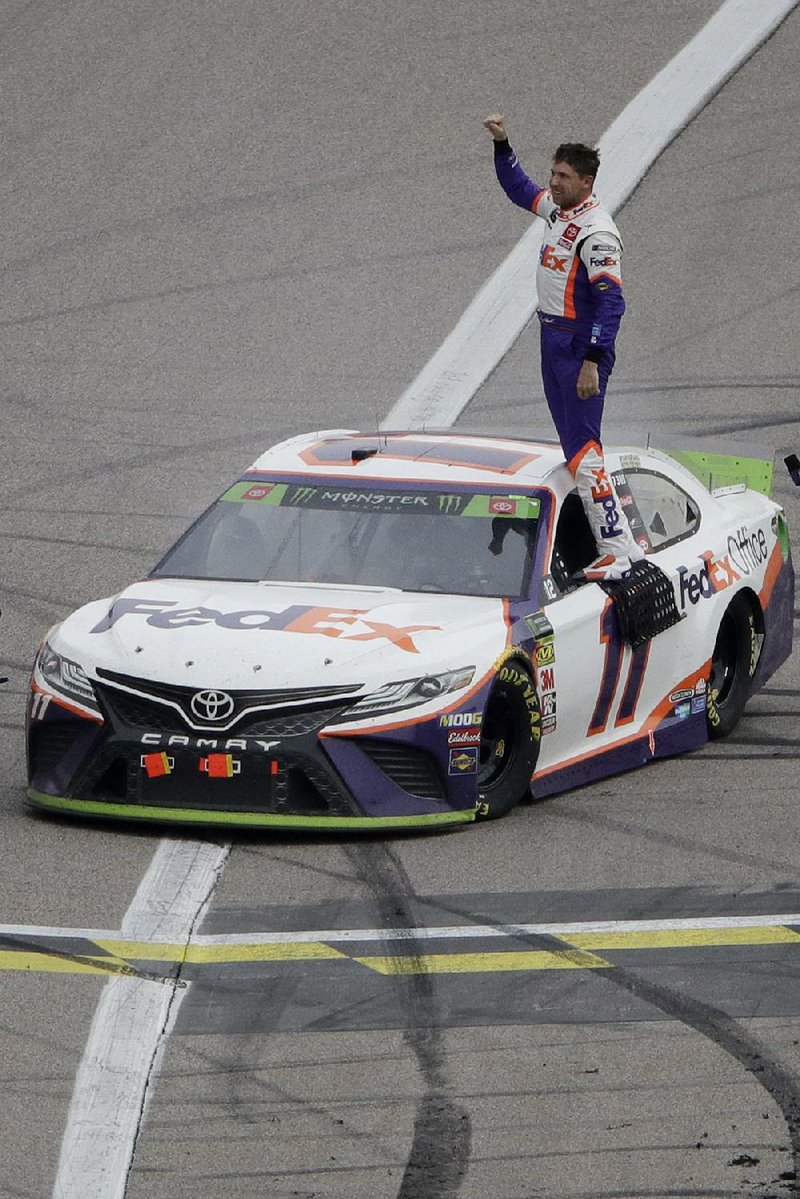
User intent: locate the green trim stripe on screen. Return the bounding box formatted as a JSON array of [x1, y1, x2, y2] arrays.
[[26, 789, 475, 831]]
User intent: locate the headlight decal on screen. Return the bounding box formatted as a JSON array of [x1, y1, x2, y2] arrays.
[[34, 644, 101, 717], [335, 667, 476, 722]]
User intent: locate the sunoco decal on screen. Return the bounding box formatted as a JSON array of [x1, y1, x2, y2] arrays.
[[449, 747, 479, 775]]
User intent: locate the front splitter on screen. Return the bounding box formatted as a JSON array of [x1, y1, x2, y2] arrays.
[[26, 788, 476, 832]]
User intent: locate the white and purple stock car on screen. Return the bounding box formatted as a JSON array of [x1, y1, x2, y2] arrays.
[[26, 430, 794, 831]]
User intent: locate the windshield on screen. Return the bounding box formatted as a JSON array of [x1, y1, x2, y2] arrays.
[[151, 479, 542, 598]]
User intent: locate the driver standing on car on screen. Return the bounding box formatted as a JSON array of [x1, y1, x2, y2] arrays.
[[483, 114, 644, 581]]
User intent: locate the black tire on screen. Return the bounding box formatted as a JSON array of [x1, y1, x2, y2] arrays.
[[706, 597, 758, 739], [476, 662, 540, 820]]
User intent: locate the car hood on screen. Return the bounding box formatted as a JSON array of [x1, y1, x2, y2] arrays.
[[53, 578, 510, 690]]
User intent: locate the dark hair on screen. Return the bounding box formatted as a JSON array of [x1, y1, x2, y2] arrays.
[[553, 142, 600, 180]]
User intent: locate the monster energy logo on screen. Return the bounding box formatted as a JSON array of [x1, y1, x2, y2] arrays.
[[438, 495, 463, 514], [287, 486, 317, 505]]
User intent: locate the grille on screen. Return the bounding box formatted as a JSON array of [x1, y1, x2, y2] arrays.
[[95, 683, 355, 737], [29, 722, 89, 775], [69, 744, 358, 816], [360, 741, 446, 800]]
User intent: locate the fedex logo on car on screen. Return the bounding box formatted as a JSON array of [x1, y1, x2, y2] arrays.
[[677, 551, 741, 608], [90, 598, 440, 654]]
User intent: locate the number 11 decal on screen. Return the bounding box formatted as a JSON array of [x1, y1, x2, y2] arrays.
[[588, 600, 650, 736]]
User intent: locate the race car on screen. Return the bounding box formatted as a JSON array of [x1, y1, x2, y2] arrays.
[[26, 429, 794, 830]]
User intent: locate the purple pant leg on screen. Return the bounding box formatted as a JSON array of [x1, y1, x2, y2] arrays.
[[539, 325, 615, 462]]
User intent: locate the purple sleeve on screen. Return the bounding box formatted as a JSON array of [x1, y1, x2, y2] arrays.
[[493, 141, 546, 214], [586, 280, 626, 359]]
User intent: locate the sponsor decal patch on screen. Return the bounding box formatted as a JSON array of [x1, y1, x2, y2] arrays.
[[439, 711, 482, 729], [535, 642, 556, 667], [449, 747, 479, 775], [447, 728, 481, 747]]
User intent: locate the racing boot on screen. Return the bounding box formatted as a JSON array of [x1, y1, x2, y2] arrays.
[[569, 441, 645, 581]]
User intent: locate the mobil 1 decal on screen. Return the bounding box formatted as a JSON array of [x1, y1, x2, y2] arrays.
[[610, 471, 652, 555]]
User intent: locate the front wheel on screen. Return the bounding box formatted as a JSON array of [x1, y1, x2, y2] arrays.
[[706, 597, 758, 739], [476, 662, 541, 820]]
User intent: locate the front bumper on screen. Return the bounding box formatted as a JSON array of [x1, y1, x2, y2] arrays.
[[26, 679, 478, 830]]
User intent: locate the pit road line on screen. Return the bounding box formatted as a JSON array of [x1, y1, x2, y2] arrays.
[[51, 2, 800, 1196], [1, 913, 797, 976]]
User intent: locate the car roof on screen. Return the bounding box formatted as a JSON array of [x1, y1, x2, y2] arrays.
[[247, 429, 573, 487]]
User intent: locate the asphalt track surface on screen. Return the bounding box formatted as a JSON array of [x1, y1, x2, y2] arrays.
[[2, 2, 800, 1197]]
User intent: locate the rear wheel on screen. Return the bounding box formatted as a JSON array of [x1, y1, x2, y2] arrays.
[[476, 662, 540, 820], [706, 597, 758, 739]]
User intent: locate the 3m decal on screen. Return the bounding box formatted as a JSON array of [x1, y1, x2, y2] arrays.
[[588, 601, 651, 735], [538, 666, 555, 691], [91, 599, 440, 654]]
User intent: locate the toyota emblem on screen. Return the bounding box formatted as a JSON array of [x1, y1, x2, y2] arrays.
[[190, 689, 235, 723]]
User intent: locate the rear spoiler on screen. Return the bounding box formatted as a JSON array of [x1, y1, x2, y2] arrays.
[[658, 446, 774, 497]]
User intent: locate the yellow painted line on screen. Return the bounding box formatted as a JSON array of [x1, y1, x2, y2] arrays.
[[566, 926, 800, 951], [94, 939, 348, 964], [354, 948, 613, 975], [0, 951, 115, 977]]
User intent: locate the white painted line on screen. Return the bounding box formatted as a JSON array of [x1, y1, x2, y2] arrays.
[[1, 910, 798, 950], [186, 912, 800, 944], [382, 0, 799, 432], [52, 840, 229, 1199]]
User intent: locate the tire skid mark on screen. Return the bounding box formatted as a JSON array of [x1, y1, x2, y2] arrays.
[[426, 893, 800, 1191], [593, 966, 800, 1190], [343, 843, 471, 1199]]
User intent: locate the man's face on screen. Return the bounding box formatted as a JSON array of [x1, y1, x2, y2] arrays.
[[549, 160, 594, 209]]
